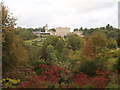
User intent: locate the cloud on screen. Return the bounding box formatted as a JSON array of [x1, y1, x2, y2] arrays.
[[2, 0, 119, 31]]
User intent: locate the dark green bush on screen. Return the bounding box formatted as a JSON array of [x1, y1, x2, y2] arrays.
[[79, 60, 101, 76]]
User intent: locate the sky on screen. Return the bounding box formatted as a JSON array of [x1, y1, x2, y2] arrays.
[[2, 0, 119, 31]]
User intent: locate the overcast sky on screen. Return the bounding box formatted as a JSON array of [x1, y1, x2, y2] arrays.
[[2, 0, 119, 31]]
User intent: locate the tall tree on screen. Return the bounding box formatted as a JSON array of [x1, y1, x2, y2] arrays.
[[82, 32, 109, 61], [1, 3, 29, 74], [79, 27, 83, 31], [1, 2, 16, 31]]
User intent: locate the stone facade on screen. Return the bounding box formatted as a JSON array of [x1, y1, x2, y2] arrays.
[[53, 27, 70, 37]]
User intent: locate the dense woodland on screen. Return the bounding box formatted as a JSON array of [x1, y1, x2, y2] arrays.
[[1, 3, 120, 88]]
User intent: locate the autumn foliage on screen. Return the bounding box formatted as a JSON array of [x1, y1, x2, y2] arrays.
[[16, 64, 119, 88]]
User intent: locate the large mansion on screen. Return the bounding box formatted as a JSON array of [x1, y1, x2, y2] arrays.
[[33, 24, 84, 37]]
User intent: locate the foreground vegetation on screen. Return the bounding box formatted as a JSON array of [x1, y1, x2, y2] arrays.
[[1, 3, 120, 88]]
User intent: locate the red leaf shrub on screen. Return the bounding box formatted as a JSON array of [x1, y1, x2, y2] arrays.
[[34, 64, 67, 83], [18, 64, 118, 88], [74, 72, 90, 88], [18, 64, 67, 88], [69, 70, 118, 88]]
